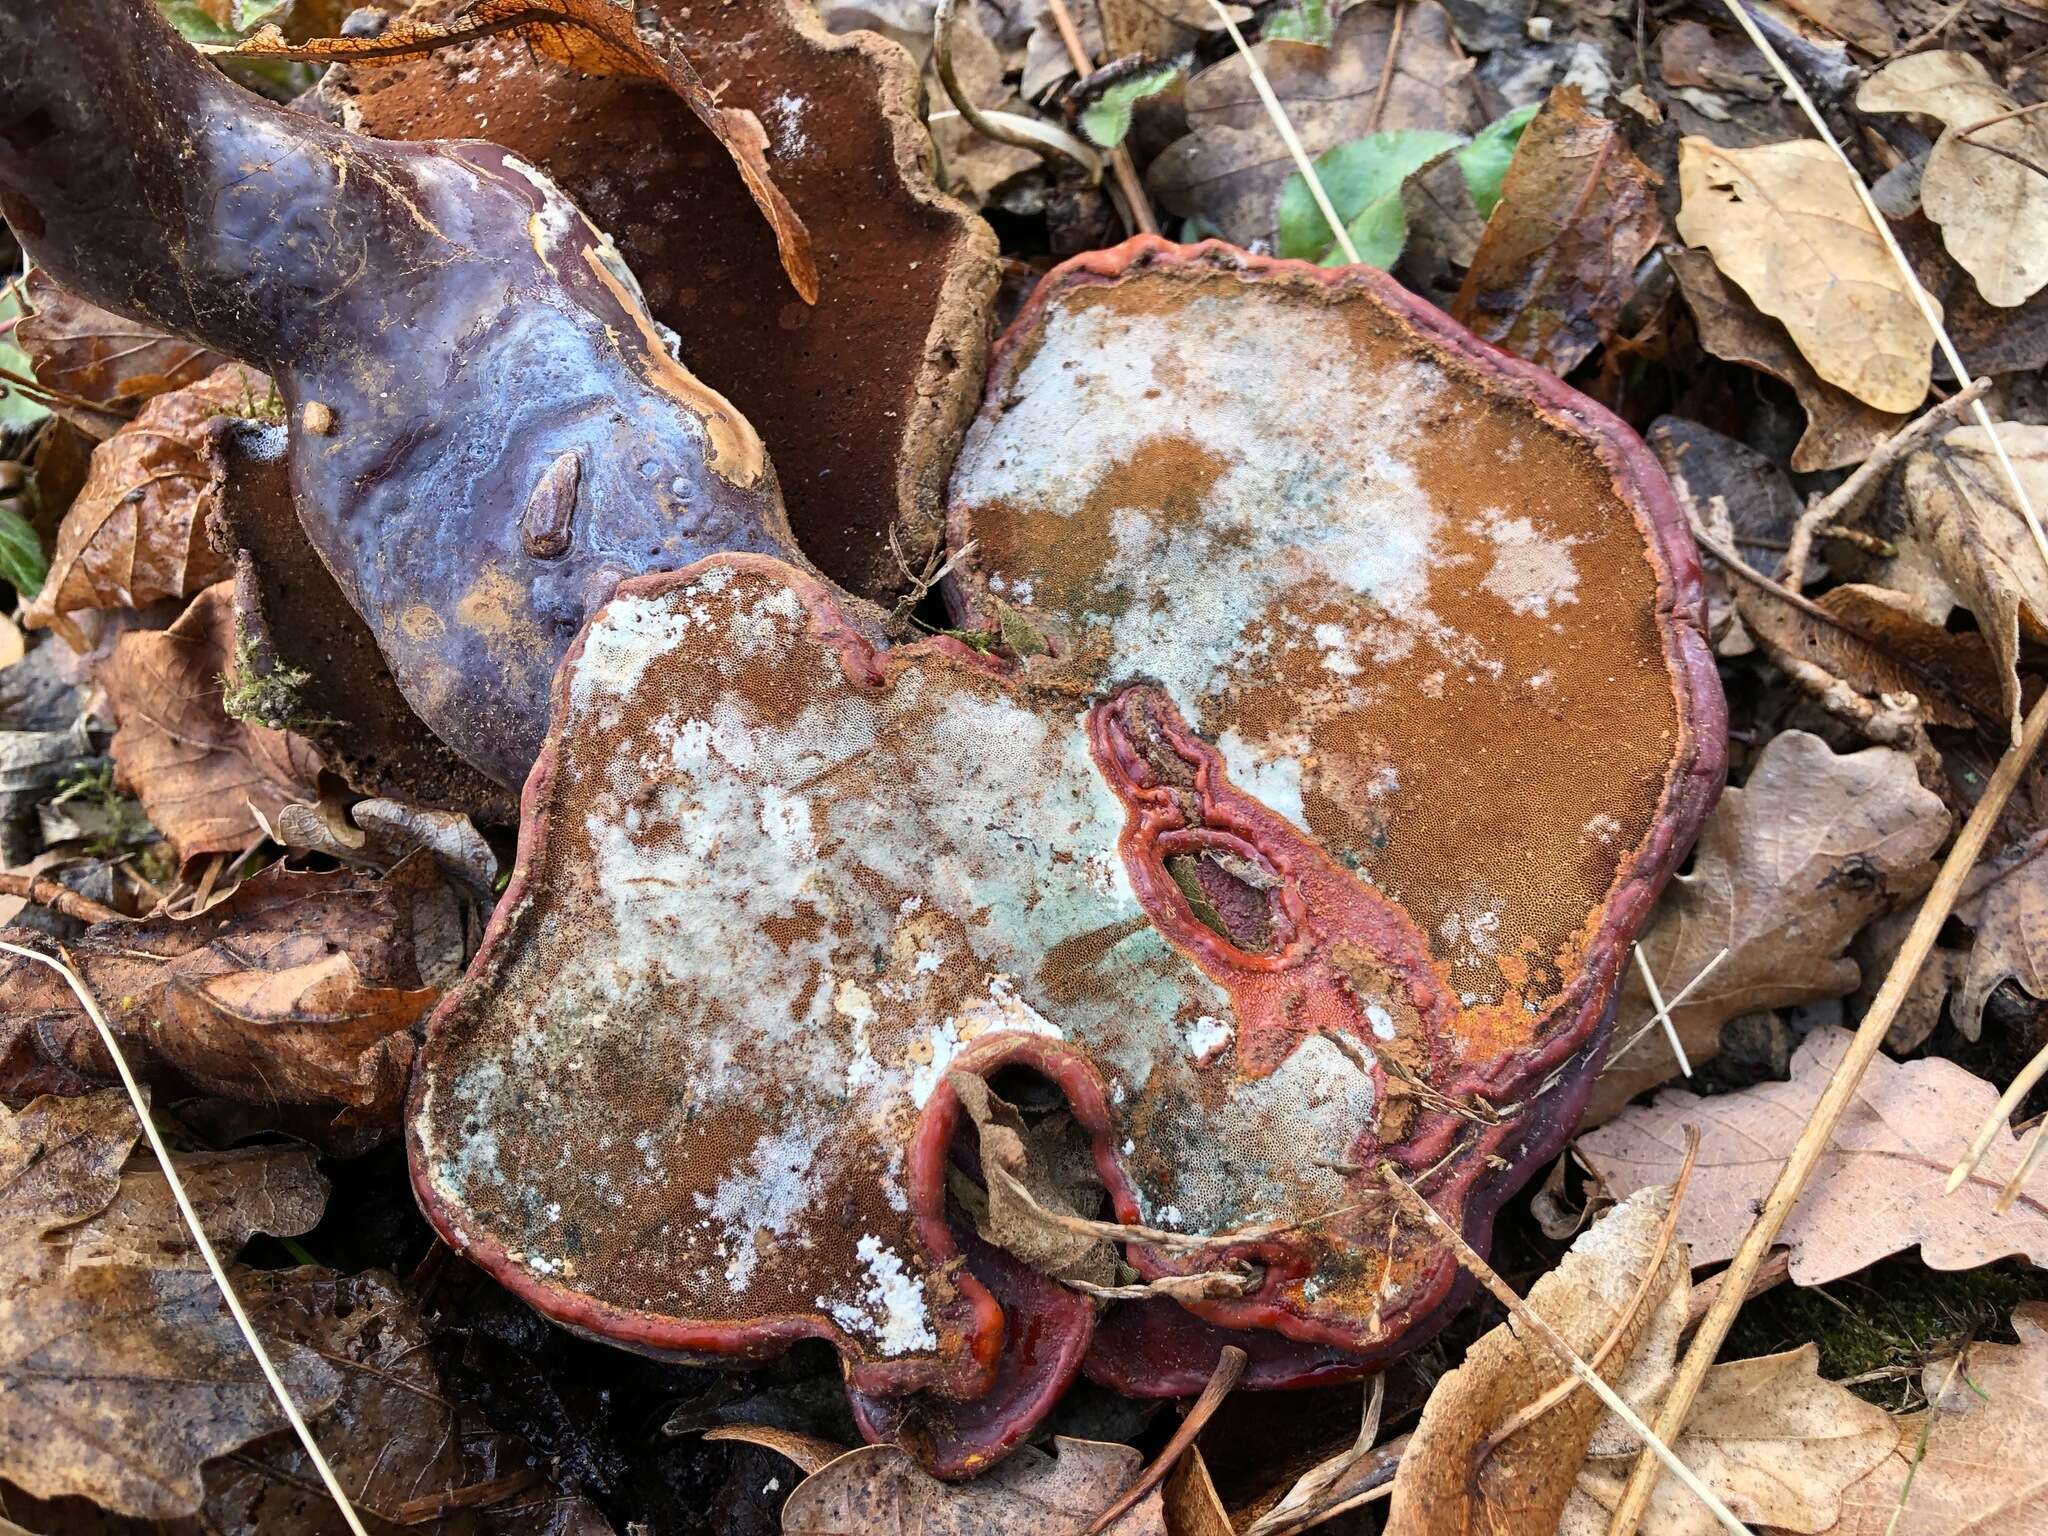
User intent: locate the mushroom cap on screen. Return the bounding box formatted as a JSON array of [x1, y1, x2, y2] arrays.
[[333, 0, 999, 604]]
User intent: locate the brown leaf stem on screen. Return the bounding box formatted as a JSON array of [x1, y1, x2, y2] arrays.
[[1601, 684, 2048, 1536], [1085, 1345, 1247, 1535]]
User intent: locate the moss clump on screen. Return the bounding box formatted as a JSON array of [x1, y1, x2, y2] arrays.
[[221, 621, 326, 732], [1722, 1255, 2048, 1408]]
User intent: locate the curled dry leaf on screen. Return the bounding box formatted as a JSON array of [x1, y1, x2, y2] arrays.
[[1822, 1306, 2048, 1535], [0, 1090, 341, 1520], [1586, 730, 1948, 1123], [0, 855, 451, 1149], [1676, 137, 1937, 414], [1901, 423, 2048, 744], [1668, 248, 1909, 474], [1452, 87, 1663, 376], [1384, 1186, 1689, 1536], [1561, 1345, 1898, 1536], [20, 364, 265, 643], [781, 1435, 1167, 1535], [1146, 0, 1479, 246], [1859, 52, 2048, 309], [96, 581, 323, 861], [1582, 1027, 2048, 1284], [14, 268, 227, 440]]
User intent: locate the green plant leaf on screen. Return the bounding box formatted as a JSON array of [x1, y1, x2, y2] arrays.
[[157, 0, 290, 44], [0, 503, 47, 601], [1079, 64, 1182, 149], [1263, 0, 1336, 45], [1455, 102, 1539, 219], [1276, 129, 1462, 267], [0, 287, 48, 434]]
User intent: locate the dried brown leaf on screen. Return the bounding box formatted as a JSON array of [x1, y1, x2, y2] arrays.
[[1777, 0, 1898, 55], [1901, 423, 2048, 743], [14, 269, 227, 440], [1146, 0, 1478, 245], [54, 1145, 327, 1270], [0, 1089, 135, 1246], [1822, 1306, 2048, 1535], [20, 365, 263, 639], [1581, 1027, 2048, 1283], [781, 1435, 1166, 1534], [97, 581, 323, 859], [1586, 730, 1948, 1121], [226, 0, 817, 303], [1452, 87, 1663, 376], [1384, 1186, 1688, 1536], [1669, 248, 1909, 473], [1860, 52, 2048, 308], [1676, 137, 1937, 413], [0, 857, 449, 1148]]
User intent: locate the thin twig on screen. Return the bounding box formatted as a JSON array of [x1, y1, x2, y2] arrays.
[[1683, 1247, 1791, 1330], [1633, 945, 1694, 1077], [1602, 685, 2048, 1536], [1044, 0, 1159, 234], [0, 941, 370, 1536], [0, 871, 122, 925], [1367, 0, 1406, 132], [1206, 0, 1362, 264], [1086, 1346, 1247, 1534], [1715, 0, 2048, 735], [1779, 378, 1991, 592], [1955, 98, 2048, 180], [1944, 1034, 2048, 1192], [1487, 1128, 1701, 1451], [1377, 1165, 1753, 1536]]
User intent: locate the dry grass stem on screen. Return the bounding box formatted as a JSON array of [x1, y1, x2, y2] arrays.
[[1243, 1374, 1387, 1536], [1602, 684, 2048, 1536], [1086, 1346, 1248, 1534], [1946, 1034, 2048, 1192], [0, 940, 371, 1536], [1634, 944, 1695, 1076], [1603, 946, 1730, 1068]]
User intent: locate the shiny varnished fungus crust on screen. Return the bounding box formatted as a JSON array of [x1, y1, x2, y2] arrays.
[[329, 0, 1000, 603], [0, 0, 818, 790], [413, 232, 1721, 1472]]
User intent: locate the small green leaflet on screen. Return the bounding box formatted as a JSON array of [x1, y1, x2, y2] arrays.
[[157, 0, 290, 44], [1455, 102, 1538, 218], [1263, 0, 1335, 45], [1079, 64, 1182, 150], [1276, 130, 1461, 268], [0, 504, 46, 602]]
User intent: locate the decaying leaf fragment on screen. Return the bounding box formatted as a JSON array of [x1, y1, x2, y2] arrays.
[[1585, 730, 1948, 1123], [1582, 1028, 2048, 1283], [1676, 137, 1938, 413], [96, 581, 324, 860], [782, 1435, 1166, 1534], [14, 268, 227, 439], [1860, 52, 2048, 308], [1452, 87, 1663, 376]]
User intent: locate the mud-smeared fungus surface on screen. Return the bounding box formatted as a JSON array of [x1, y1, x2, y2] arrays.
[[0, 0, 817, 791], [331, 0, 1000, 604]]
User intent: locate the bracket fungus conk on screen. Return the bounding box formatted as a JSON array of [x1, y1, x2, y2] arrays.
[[410, 238, 1724, 1470], [0, 0, 832, 789]]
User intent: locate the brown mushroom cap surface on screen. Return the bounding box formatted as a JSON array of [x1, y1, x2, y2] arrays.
[[333, 0, 999, 603]]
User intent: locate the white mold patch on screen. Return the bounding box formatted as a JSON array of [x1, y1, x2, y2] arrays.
[[818, 1236, 936, 1355], [1180, 1013, 1235, 1064], [1474, 508, 1582, 618]]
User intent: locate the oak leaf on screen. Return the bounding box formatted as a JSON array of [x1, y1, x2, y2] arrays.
[[1146, 0, 1478, 246], [1585, 730, 1948, 1122], [20, 364, 266, 642], [1385, 1186, 1689, 1536], [97, 581, 323, 860], [1675, 137, 1937, 412], [1860, 52, 2048, 308], [1900, 423, 2048, 744], [782, 1435, 1166, 1534], [1669, 248, 1908, 473], [14, 268, 227, 439], [1581, 1027, 2048, 1284], [1452, 87, 1662, 375]]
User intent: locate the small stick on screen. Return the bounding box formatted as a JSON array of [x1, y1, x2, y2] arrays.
[[1602, 684, 2048, 1536], [1487, 1128, 1700, 1450], [1683, 1248, 1790, 1331], [0, 871, 122, 925], [1206, 0, 1362, 264], [1368, 0, 1406, 133], [1955, 99, 2048, 180], [1633, 945, 1694, 1077], [1995, 1116, 2048, 1215], [0, 940, 371, 1536], [1043, 0, 1159, 235], [1944, 1034, 2048, 1193], [1376, 1165, 1753, 1535], [1602, 947, 1728, 1069], [1779, 378, 1992, 592], [1086, 1346, 1247, 1534]]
